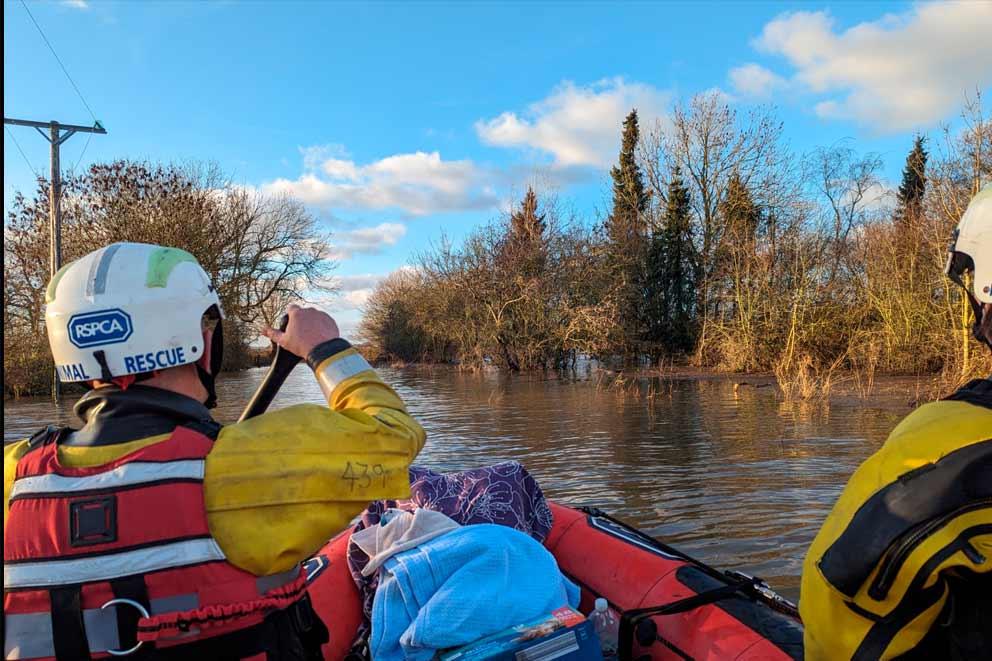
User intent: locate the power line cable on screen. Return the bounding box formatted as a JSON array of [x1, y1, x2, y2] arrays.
[[69, 131, 93, 177], [20, 0, 98, 123], [61, 131, 94, 208], [5, 125, 42, 179]]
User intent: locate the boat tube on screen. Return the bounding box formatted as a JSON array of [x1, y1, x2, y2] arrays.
[[306, 502, 804, 660]]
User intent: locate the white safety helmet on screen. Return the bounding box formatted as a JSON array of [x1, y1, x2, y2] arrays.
[[946, 184, 992, 346], [45, 242, 224, 401]]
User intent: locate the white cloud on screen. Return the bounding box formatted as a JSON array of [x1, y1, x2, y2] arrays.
[[340, 223, 406, 250], [475, 78, 671, 168], [699, 86, 737, 106], [753, 3, 992, 131], [299, 144, 349, 172], [319, 269, 411, 318], [265, 78, 676, 216], [328, 222, 407, 261], [334, 273, 388, 293], [860, 180, 896, 213], [326, 273, 386, 310], [729, 63, 787, 99], [263, 150, 497, 216], [321, 158, 360, 181], [341, 289, 374, 309], [61, 0, 89, 8], [264, 78, 676, 217]]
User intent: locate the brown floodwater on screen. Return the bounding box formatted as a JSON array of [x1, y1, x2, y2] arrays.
[[3, 364, 911, 601]]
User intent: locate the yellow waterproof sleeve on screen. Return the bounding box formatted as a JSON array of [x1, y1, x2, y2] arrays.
[[205, 348, 426, 575]]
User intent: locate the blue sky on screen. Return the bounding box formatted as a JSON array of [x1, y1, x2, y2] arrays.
[[5, 1, 992, 335]]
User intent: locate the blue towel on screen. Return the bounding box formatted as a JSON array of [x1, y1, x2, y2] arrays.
[[370, 524, 580, 661]]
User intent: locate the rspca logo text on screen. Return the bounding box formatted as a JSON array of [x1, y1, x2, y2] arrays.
[[67, 309, 134, 348]]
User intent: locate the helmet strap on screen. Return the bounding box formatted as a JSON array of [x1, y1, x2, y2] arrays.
[[962, 288, 991, 350], [93, 350, 115, 382], [195, 317, 224, 409], [947, 259, 990, 350]]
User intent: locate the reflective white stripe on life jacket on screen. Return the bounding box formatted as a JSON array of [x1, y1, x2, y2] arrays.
[[4, 538, 226, 589], [315, 352, 373, 399], [9, 459, 205, 499]]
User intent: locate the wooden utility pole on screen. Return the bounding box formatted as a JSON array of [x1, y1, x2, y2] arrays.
[[4, 117, 107, 402]]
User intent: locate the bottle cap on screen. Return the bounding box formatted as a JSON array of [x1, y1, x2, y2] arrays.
[[595, 597, 608, 612]]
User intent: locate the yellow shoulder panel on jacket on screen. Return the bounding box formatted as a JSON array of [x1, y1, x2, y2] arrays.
[[4, 439, 31, 530], [58, 435, 170, 467]]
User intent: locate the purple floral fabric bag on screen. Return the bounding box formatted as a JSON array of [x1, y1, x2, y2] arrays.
[[345, 461, 553, 657]]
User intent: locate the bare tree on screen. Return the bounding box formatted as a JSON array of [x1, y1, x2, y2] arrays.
[[4, 160, 335, 395], [642, 92, 786, 362]]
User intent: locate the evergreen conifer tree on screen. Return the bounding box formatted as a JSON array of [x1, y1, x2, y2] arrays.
[[606, 110, 650, 243], [896, 135, 928, 226], [504, 187, 547, 277], [604, 109, 650, 361], [509, 187, 545, 244], [646, 168, 697, 355]]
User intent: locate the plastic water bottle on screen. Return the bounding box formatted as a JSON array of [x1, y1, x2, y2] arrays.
[[589, 597, 619, 658]]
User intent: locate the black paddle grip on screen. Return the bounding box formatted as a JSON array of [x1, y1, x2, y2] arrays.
[[238, 314, 303, 422]]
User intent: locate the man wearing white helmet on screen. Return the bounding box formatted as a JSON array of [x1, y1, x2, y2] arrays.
[[4, 243, 426, 659], [801, 186, 991, 660]]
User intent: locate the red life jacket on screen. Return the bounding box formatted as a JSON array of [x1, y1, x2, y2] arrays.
[[3, 423, 313, 660]]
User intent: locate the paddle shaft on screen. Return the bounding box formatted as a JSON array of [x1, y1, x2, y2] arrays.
[[238, 315, 302, 422]]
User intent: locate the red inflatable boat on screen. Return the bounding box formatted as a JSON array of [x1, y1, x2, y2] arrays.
[[306, 502, 804, 660]]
